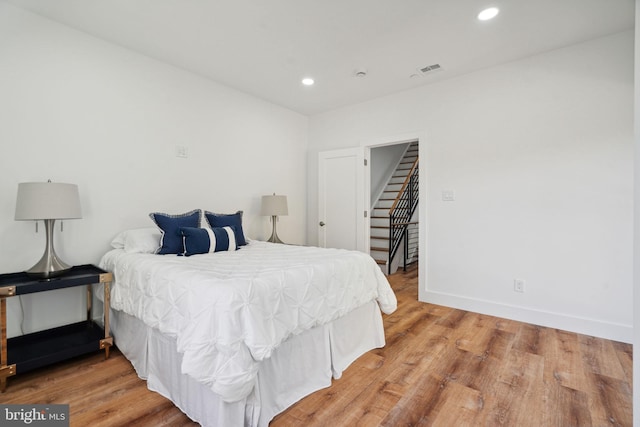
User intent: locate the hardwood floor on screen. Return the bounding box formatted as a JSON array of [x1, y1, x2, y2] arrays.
[[273, 267, 632, 426], [1, 267, 632, 426]]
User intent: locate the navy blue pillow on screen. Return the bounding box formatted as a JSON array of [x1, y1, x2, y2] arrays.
[[204, 211, 247, 246], [180, 226, 238, 256], [149, 210, 201, 255]]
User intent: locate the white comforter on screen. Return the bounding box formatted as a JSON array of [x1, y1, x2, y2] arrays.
[[99, 240, 397, 402]]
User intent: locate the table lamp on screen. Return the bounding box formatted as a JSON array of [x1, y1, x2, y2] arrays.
[[260, 193, 288, 244], [15, 181, 82, 279]]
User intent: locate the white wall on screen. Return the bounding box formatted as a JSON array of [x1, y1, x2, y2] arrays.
[[308, 31, 634, 342], [0, 3, 308, 337], [370, 142, 409, 205]]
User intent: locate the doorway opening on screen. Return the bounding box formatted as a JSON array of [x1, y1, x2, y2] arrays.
[[368, 140, 419, 275]]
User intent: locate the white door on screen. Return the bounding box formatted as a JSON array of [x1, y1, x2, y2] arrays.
[[318, 148, 367, 251]]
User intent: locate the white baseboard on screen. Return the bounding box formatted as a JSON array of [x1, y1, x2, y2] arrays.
[[421, 290, 632, 344]]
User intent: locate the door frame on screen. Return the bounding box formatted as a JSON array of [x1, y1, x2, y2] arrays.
[[360, 131, 427, 300]]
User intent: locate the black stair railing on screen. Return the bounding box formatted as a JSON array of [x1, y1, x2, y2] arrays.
[[388, 157, 419, 274]]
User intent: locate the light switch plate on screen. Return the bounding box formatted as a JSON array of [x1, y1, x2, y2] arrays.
[[442, 190, 455, 201], [175, 146, 189, 158]]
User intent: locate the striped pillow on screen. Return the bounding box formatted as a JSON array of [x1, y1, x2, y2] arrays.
[[180, 226, 238, 256]]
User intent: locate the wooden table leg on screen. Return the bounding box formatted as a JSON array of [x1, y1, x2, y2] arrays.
[[0, 295, 16, 392], [1, 298, 7, 392], [102, 280, 112, 359]]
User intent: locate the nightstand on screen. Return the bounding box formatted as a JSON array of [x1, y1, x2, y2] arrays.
[[0, 264, 113, 391]]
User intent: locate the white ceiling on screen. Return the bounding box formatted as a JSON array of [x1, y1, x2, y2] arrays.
[[6, 0, 635, 115]]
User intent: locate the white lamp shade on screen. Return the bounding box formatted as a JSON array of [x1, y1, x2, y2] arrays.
[[15, 182, 82, 220], [261, 194, 288, 216]]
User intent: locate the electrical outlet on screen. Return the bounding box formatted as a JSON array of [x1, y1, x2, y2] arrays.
[[514, 279, 525, 293]]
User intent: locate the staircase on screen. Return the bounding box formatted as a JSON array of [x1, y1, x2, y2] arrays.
[[370, 142, 419, 274]]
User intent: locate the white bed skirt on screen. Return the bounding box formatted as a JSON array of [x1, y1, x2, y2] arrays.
[[111, 300, 385, 426]]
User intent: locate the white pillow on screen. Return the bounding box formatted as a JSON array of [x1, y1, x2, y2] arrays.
[[111, 228, 161, 253]]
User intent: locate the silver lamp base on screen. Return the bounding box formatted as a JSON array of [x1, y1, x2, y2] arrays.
[[26, 219, 72, 279], [267, 215, 284, 244]]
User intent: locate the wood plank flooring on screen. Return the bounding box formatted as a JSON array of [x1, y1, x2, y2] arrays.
[[0, 267, 632, 426]]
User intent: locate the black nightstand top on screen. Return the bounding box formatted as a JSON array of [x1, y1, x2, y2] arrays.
[[0, 264, 111, 296]]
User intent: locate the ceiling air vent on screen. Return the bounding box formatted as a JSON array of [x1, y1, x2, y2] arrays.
[[419, 63, 442, 74]]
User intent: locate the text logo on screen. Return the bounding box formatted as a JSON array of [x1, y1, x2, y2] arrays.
[[1, 405, 69, 426]]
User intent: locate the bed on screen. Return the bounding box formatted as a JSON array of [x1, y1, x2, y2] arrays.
[[98, 217, 397, 426]]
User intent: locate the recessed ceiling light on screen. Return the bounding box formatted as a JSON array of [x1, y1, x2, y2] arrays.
[[478, 7, 499, 21], [302, 77, 315, 86]]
